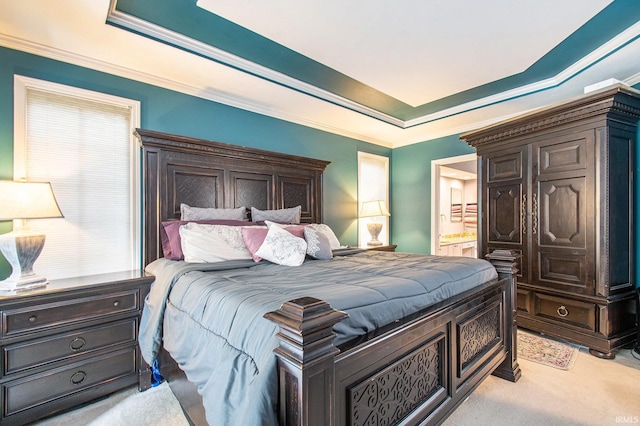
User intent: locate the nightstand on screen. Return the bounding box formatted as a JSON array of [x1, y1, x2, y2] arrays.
[[0, 270, 152, 425], [362, 244, 397, 252]]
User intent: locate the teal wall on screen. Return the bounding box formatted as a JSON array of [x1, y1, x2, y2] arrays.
[[390, 135, 475, 254], [0, 47, 390, 278]]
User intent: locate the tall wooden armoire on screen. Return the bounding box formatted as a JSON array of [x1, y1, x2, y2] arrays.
[[461, 85, 640, 358]]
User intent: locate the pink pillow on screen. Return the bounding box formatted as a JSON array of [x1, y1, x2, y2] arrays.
[[241, 226, 305, 262], [161, 220, 257, 260], [275, 224, 306, 238]]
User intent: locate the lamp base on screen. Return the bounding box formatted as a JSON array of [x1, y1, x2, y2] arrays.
[[15, 273, 49, 289], [0, 232, 49, 292], [366, 222, 383, 246]]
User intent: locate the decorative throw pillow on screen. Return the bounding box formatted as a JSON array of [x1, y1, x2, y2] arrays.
[[254, 224, 307, 266], [161, 219, 255, 260], [251, 205, 301, 223], [179, 223, 261, 263], [243, 223, 307, 262], [304, 227, 333, 260], [180, 204, 246, 221], [264, 220, 306, 237], [241, 227, 269, 262], [307, 223, 341, 249]]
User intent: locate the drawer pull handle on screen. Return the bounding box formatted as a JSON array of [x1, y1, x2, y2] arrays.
[[70, 371, 86, 385], [70, 337, 86, 351], [557, 305, 569, 317], [113, 301, 120, 307], [28, 316, 37, 323]]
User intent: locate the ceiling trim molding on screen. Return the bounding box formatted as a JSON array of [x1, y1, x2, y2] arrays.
[[106, 5, 406, 129], [107, 5, 640, 132], [0, 33, 394, 148], [405, 20, 640, 128]]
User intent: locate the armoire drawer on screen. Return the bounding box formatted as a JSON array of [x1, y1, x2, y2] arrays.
[[2, 290, 139, 337], [2, 347, 136, 417], [3, 319, 137, 376], [533, 292, 596, 331]]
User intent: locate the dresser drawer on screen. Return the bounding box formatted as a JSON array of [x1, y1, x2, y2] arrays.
[[2, 290, 139, 337], [3, 347, 136, 417], [533, 292, 596, 331], [3, 319, 137, 376]]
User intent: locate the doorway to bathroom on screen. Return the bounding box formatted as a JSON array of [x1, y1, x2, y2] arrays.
[[431, 154, 478, 257]]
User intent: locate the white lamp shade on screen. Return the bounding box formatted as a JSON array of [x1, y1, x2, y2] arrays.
[[0, 181, 64, 220], [360, 200, 390, 218]]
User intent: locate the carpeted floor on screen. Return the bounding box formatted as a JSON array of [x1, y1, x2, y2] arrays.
[[33, 382, 188, 426], [444, 344, 640, 425], [34, 332, 640, 425]]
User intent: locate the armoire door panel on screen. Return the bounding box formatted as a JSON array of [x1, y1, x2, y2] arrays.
[[537, 137, 588, 175], [537, 177, 586, 248], [488, 184, 522, 243], [486, 151, 523, 182], [537, 252, 592, 293]]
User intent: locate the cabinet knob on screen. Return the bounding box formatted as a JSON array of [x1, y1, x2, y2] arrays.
[[70, 371, 86, 385], [557, 305, 569, 317], [28, 316, 37, 323], [69, 337, 86, 351], [113, 300, 120, 307]]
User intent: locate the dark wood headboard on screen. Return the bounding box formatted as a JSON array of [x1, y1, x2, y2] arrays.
[[136, 129, 330, 265]]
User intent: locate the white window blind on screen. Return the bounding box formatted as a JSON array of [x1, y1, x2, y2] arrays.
[[14, 76, 140, 279]]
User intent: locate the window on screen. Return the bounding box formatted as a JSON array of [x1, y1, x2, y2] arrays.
[[357, 152, 390, 247], [14, 76, 141, 279]]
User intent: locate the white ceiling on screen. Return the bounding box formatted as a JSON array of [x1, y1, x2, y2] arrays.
[[200, 0, 611, 106], [1, 0, 639, 148]]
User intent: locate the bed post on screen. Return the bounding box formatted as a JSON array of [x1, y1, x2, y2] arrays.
[[264, 297, 348, 426], [486, 249, 522, 382]]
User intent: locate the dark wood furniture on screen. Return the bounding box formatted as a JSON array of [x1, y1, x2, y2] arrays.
[[362, 244, 397, 252], [0, 271, 152, 425], [137, 128, 328, 266], [462, 85, 640, 359], [137, 129, 520, 425]]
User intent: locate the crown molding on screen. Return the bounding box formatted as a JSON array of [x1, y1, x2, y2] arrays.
[[106, 4, 406, 128], [107, 4, 640, 132], [405, 20, 640, 128], [0, 33, 394, 148]]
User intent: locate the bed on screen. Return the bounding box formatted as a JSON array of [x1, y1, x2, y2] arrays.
[[135, 128, 521, 425]]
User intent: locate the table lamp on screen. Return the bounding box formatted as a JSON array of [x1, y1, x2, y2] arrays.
[[0, 180, 63, 291], [360, 200, 390, 246]]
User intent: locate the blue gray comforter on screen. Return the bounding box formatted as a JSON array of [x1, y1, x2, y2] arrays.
[[139, 251, 497, 425]]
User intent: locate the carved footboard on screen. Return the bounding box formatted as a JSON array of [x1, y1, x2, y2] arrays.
[[265, 252, 520, 426]]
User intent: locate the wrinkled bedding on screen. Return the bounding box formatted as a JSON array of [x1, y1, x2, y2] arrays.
[[139, 250, 498, 425]]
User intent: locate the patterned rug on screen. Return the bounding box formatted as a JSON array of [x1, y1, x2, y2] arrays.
[[517, 330, 579, 370]]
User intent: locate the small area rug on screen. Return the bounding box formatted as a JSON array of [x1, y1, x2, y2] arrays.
[[517, 329, 579, 370]]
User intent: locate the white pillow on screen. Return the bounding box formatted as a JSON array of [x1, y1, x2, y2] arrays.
[[255, 224, 307, 266], [307, 223, 341, 249], [251, 206, 301, 223], [181, 203, 246, 221], [179, 222, 259, 263], [304, 227, 333, 260]]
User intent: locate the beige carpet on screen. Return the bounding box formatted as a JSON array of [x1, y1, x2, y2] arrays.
[[33, 382, 188, 426], [444, 346, 640, 426], [34, 343, 640, 425]]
